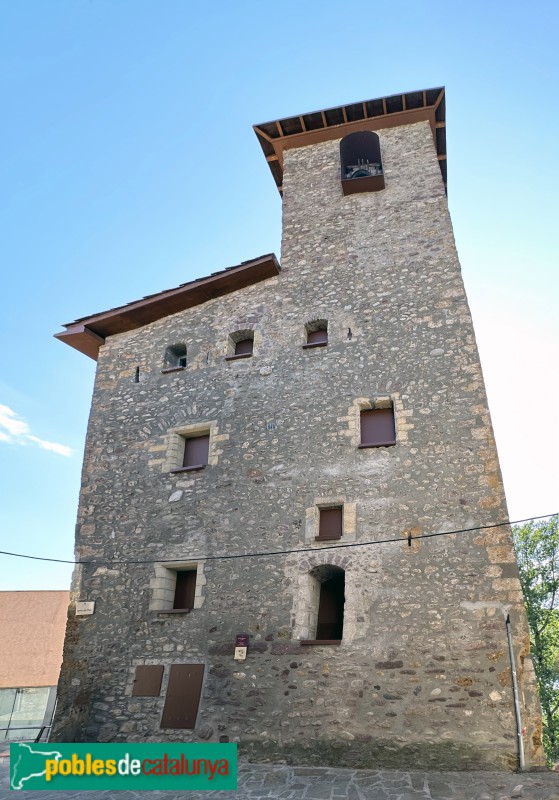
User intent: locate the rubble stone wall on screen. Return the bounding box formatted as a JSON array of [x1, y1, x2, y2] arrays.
[[51, 121, 544, 770]]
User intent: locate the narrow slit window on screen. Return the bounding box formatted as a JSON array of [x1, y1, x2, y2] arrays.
[[317, 507, 342, 541], [360, 407, 396, 448], [174, 570, 197, 611]]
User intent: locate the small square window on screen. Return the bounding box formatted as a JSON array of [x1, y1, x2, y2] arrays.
[[316, 507, 343, 541], [360, 408, 396, 448], [149, 562, 205, 613], [303, 321, 328, 349], [163, 343, 187, 372], [174, 570, 197, 611], [226, 332, 254, 361], [165, 422, 222, 475], [235, 338, 253, 356], [182, 434, 210, 470]]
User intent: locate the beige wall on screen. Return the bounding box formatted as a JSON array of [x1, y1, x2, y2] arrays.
[[0, 591, 69, 688]]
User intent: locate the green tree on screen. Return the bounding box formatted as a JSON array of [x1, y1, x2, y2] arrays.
[[513, 515, 559, 765]]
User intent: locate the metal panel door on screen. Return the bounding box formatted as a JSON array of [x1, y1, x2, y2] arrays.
[[132, 665, 164, 697], [160, 664, 205, 729]]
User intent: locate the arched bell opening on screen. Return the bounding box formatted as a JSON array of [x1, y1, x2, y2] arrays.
[[340, 131, 385, 195]]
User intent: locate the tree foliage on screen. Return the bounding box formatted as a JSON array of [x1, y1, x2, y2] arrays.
[[513, 515, 559, 765]]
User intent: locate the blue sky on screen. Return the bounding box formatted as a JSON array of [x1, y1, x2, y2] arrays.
[[1, 0, 557, 590]]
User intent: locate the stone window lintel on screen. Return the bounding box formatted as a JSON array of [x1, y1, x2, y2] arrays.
[[161, 420, 229, 473], [347, 393, 413, 445], [149, 561, 206, 612], [305, 499, 356, 544]]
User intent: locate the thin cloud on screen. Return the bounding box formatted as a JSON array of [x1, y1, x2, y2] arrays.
[[26, 435, 73, 458], [0, 404, 73, 458], [0, 405, 29, 437]]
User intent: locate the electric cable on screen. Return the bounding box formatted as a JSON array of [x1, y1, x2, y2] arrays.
[[0, 512, 556, 567]]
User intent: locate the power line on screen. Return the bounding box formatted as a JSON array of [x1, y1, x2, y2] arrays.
[[0, 513, 556, 567]]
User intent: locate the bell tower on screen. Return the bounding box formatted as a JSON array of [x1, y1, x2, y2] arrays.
[[253, 88, 545, 769], [51, 88, 544, 772]]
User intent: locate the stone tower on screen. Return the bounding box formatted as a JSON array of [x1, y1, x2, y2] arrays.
[[51, 87, 544, 770]]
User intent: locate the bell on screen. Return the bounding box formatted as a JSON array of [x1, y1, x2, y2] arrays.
[[350, 168, 373, 178]]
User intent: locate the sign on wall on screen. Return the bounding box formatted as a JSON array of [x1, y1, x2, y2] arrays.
[[75, 601, 95, 616], [234, 634, 248, 661]]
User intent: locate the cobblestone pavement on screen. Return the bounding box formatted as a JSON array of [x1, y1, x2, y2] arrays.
[[1, 762, 557, 799]]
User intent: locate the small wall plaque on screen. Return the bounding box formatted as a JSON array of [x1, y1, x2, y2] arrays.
[[234, 633, 248, 661], [75, 601, 95, 616]]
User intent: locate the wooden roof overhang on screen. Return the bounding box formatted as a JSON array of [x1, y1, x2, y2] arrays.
[[254, 87, 446, 195], [55, 253, 281, 360]]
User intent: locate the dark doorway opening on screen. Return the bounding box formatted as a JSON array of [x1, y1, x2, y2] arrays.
[[316, 568, 345, 640]]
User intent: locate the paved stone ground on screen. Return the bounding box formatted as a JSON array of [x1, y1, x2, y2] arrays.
[[1, 762, 558, 799]]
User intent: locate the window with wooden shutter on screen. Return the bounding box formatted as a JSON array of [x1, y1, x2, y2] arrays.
[[132, 665, 164, 697], [359, 407, 396, 448], [303, 320, 328, 349], [316, 507, 343, 541], [168, 424, 217, 475], [160, 664, 205, 729], [226, 331, 254, 360], [150, 562, 204, 613], [173, 570, 197, 611], [182, 434, 210, 469], [234, 338, 253, 356]]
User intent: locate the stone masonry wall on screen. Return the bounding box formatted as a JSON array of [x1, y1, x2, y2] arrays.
[[51, 120, 545, 770]]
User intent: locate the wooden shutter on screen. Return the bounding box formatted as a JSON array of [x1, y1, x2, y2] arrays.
[[235, 338, 253, 356], [160, 664, 205, 729], [183, 435, 210, 468], [306, 329, 328, 346], [132, 665, 164, 697], [173, 570, 197, 610], [360, 408, 396, 446], [317, 507, 342, 540]]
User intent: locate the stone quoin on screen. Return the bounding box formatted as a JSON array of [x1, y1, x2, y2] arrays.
[[50, 88, 545, 771]]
